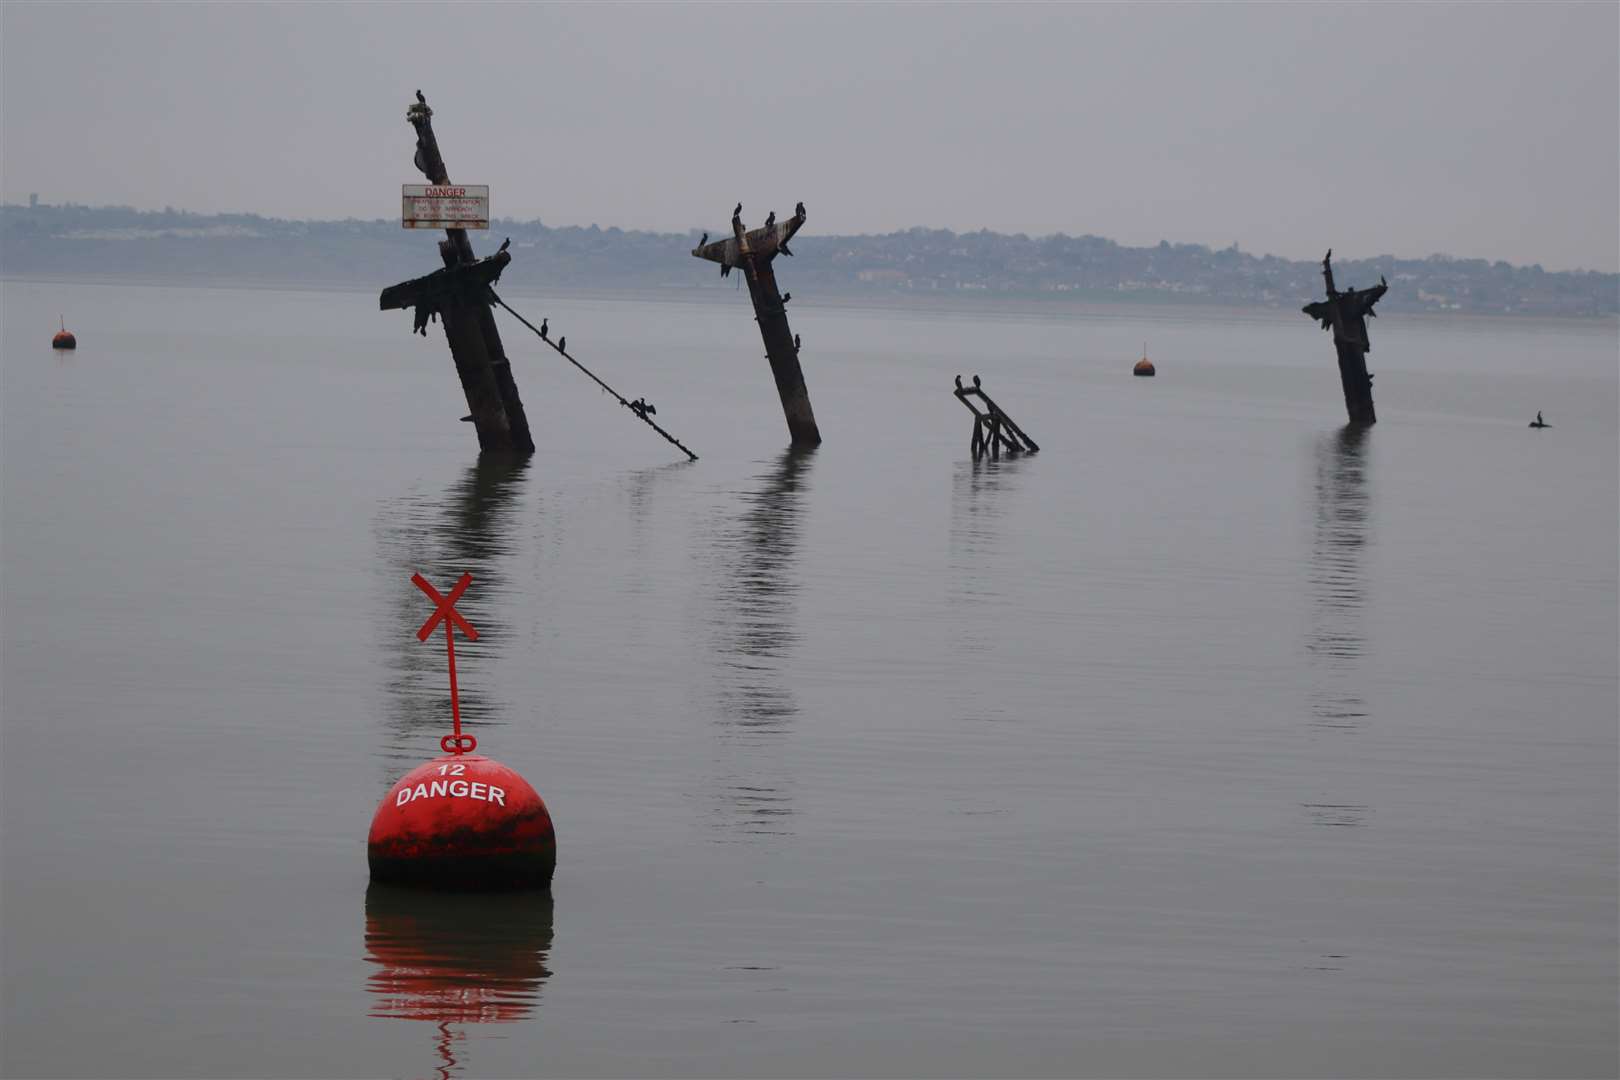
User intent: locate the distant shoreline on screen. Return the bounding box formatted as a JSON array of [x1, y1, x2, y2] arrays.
[[7, 272, 1616, 331], [5, 204, 1615, 319]]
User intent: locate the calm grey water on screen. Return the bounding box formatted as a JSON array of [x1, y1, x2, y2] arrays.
[[2, 279, 1615, 1079]]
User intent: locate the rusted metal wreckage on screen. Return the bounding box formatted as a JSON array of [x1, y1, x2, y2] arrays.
[[1302, 249, 1388, 426], [692, 204, 822, 447], [953, 375, 1038, 460], [381, 92, 695, 460], [380, 93, 534, 453]]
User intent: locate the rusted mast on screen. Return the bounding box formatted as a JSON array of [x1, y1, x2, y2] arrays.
[[692, 204, 821, 447], [391, 92, 534, 453], [953, 376, 1038, 460], [1302, 250, 1387, 426]]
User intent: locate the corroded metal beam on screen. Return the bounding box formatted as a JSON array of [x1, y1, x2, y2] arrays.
[[395, 92, 533, 453], [380, 250, 511, 316], [692, 203, 820, 447], [1302, 249, 1387, 426]]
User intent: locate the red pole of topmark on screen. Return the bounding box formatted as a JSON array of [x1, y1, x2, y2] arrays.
[[411, 570, 479, 755], [369, 571, 555, 889], [445, 621, 461, 745]]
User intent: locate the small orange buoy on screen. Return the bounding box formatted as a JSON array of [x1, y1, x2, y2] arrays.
[[369, 754, 556, 889], [52, 315, 76, 350], [1133, 346, 1155, 377]]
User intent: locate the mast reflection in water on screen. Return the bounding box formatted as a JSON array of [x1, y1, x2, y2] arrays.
[[364, 884, 554, 1079], [700, 449, 815, 839], [373, 456, 531, 768], [1307, 425, 1372, 731], [946, 457, 1030, 721]]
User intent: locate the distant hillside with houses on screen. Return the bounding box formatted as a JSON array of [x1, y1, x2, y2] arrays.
[[3, 201, 1614, 317]]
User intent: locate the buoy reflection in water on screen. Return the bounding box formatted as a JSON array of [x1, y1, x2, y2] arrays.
[[364, 884, 554, 1076]]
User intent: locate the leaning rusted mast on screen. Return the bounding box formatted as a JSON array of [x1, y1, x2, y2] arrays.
[[692, 204, 821, 447], [384, 92, 534, 453], [1302, 250, 1388, 426]]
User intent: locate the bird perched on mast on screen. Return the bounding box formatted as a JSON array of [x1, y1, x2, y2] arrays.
[[416, 89, 426, 105]]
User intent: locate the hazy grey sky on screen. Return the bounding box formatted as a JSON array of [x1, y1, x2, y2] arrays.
[[3, 2, 1616, 271]]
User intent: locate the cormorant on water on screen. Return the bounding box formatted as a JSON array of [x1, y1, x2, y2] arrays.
[[416, 89, 426, 105], [557, 336, 566, 353], [955, 375, 963, 390], [794, 333, 801, 351], [972, 374, 981, 388], [734, 202, 742, 219], [765, 210, 776, 229], [498, 237, 510, 253], [699, 232, 708, 247], [540, 318, 548, 339]]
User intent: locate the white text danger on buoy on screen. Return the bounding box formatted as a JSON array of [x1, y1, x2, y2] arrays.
[[395, 779, 507, 807]]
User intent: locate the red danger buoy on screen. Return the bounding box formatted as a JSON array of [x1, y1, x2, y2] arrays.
[[369, 571, 555, 889], [368, 753, 555, 888]]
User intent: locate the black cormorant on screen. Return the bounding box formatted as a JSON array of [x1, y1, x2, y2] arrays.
[[955, 375, 963, 390], [795, 201, 805, 218], [540, 318, 548, 339], [734, 202, 742, 218], [765, 211, 776, 228], [972, 374, 981, 388], [416, 90, 426, 105], [498, 237, 510, 253], [558, 336, 566, 353], [782, 292, 791, 303]]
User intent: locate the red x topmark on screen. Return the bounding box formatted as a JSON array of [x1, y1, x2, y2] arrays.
[[412, 571, 479, 643]]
